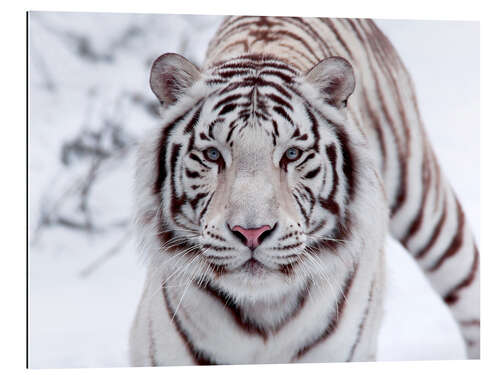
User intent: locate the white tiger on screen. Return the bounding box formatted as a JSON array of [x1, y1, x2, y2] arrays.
[[129, 16, 479, 365]]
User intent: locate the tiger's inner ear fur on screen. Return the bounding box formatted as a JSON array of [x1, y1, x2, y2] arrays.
[[304, 56, 355, 108], [150, 53, 201, 107]]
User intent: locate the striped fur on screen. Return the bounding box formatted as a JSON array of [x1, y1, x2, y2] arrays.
[[129, 17, 479, 365]]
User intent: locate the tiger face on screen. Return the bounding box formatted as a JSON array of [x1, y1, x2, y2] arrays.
[[143, 53, 364, 300]]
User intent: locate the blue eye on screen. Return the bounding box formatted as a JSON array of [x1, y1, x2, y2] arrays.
[[204, 147, 221, 161], [285, 147, 301, 161]]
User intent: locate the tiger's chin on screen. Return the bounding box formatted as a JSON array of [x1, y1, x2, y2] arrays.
[[240, 258, 268, 276], [210, 260, 305, 302]]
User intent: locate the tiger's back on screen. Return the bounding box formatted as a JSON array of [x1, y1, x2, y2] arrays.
[[129, 16, 479, 365]]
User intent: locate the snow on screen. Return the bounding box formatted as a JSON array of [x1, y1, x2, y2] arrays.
[[28, 12, 479, 368]]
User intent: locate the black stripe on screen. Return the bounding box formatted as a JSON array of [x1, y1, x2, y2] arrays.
[[201, 281, 269, 340], [208, 118, 224, 139], [401, 151, 431, 247], [320, 18, 353, 59], [304, 166, 320, 179], [213, 93, 243, 110], [148, 317, 158, 366], [185, 168, 200, 179], [415, 197, 447, 259], [277, 29, 322, 62], [277, 42, 316, 66], [296, 153, 315, 169], [347, 277, 376, 361], [219, 103, 237, 116], [306, 219, 327, 236], [293, 192, 310, 225], [154, 110, 191, 195], [319, 144, 340, 216], [427, 199, 465, 272], [443, 245, 479, 305], [189, 153, 210, 169], [183, 106, 202, 134], [214, 20, 266, 48], [272, 119, 280, 137], [273, 106, 294, 125], [226, 122, 238, 142], [259, 69, 294, 83], [218, 69, 252, 79], [282, 17, 332, 58], [304, 106, 320, 152], [293, 264, 358, 360], [162, 285, 217, 365], [190, 192, 209, 210], [169, 143, 183, 197], [266, 93, 292, 110]]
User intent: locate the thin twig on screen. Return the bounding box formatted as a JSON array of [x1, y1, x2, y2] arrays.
[[78, 228, 133, 278]]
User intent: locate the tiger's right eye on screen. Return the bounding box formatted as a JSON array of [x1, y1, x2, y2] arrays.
[[204, 147, 221, 162], [285, 147, 301, 161]]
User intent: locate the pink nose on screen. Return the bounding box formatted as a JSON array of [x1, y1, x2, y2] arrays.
[[231, 225, 272, 250]]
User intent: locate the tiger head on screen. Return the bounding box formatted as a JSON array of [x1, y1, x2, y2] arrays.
[[136, 53, 386, 301]]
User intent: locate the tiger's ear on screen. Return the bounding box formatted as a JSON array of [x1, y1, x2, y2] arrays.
[[150, 53, 201, 107], [304, 57, 355, 108]]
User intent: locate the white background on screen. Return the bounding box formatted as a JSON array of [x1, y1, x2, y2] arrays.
[[27, 12, 478, 368]]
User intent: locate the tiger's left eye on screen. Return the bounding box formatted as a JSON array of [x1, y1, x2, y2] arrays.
[[204, 147, 221, 161], [285, 147, 301, 161]]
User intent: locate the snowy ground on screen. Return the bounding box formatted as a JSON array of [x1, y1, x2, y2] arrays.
[[28, 13, 479, 369]]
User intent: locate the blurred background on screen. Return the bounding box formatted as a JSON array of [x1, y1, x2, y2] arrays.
[[28, 12, 479, 368]]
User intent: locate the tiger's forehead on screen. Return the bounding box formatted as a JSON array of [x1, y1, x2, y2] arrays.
[[198, 55, 312, 143], [206, 56, 300, 113], [206, 54, 301, 83]]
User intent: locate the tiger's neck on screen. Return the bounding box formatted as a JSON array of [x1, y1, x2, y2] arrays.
[[161, 271, 313, 333], [153, 259, 377, 364], [204, 278, 312, 332], [161, 271, 347, 342]]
